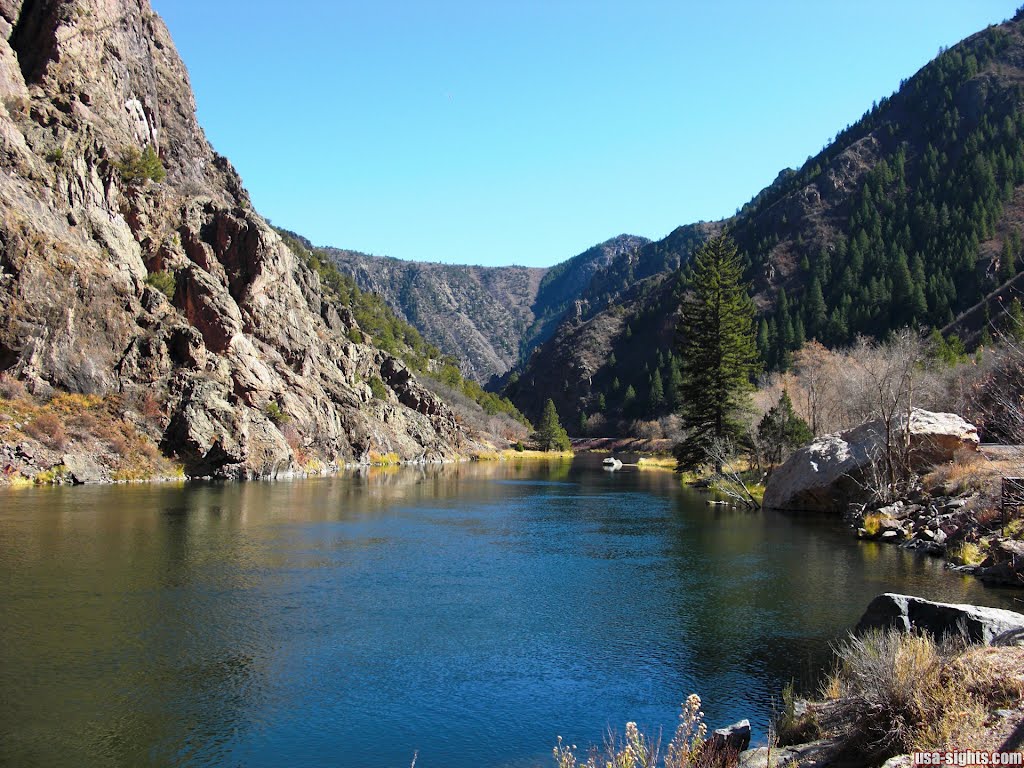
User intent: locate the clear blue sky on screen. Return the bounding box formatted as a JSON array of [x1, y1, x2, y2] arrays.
[[152, 0, 1019, 267]]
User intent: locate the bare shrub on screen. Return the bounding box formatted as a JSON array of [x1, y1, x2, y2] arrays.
[[583, 413, 609, 436], [628, 419, 665, 439], [823, 630, 1020, 761], [420, 376, 528, 442], [970, 340, 1024, 445], [657, 414, 685, 443], [107, 434, 130, 456], [25, 412, 67, 449], [0, 373, 28, 401], [924, 449, 988, 496], [140, 392, 163, 421], [138, 440, 161, 461]]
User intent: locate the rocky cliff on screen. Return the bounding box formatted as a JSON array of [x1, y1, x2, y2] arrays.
[[0, 0, 474, 480]]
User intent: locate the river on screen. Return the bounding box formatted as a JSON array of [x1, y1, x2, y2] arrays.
[[0, 456, 1018, 767]]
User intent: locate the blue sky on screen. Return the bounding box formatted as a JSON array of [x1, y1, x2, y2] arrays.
[[152, 1, 1019, 267]]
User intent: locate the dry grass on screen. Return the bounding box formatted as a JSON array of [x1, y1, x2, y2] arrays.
[[821, 629, 1023, 762], [553, 694, 718, 768], [0, 379, 176, 483], [637, 456, 677, 470], [949, 541, 986, 566], [473, 449, 574, 461], [773, 682, 821, 747], [25, 412, 67, 449], [862, 512, 884, 537], [924, 451, 1019, 498], [367, 450, 401, 466]]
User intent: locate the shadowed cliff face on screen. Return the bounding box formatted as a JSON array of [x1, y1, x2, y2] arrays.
[[0, 0, 472, 478]]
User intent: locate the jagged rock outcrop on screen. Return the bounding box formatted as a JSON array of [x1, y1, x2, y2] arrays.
[[762, 410, 979, 512], [0, 0, 471, 479]]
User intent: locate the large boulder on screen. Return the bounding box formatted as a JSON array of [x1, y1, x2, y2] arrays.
[[856, 593, 1024, 644], [762, 409, 978, 512], [709, 720, 751, 752]]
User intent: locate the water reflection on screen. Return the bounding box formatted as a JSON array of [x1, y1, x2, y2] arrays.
[[0, 458, 1019, 768]]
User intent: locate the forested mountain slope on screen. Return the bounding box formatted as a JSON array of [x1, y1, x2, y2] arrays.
[[510, 10, 1024, 429]]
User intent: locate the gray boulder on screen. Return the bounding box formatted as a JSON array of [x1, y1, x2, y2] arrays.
[[62, 453, 104, 484], [856, 593, 1024, 644], [709, 719, 751, 752], [763, 410, 979, 512]]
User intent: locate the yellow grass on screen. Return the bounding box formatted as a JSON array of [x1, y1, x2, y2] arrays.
[[949, 541, 986, 566], [367, 451, 401, 466], [925, 451, 1020, 497], [636, 456, 676, 470], [863, 512, 884, 537], [474, 449, 574, 461]]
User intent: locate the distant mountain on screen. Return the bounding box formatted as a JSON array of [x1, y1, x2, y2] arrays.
[[509, 10, 1024, 429], [324, 235, 649, 382]]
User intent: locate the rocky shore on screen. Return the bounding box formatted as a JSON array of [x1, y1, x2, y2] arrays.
[[761, 408, 1024, 587]]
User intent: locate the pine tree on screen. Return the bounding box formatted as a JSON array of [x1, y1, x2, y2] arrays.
[[804, 277, 827, 340], [757, 391, 813, 467], [532, 398, 571, 451], [623, 384, 637, 414], [667, 359, 683, 411], [649, 370, 665, 410], [674, 235, 761, 471], [1004, 297, 1024, 342]]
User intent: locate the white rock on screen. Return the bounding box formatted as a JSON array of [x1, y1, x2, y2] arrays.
[[763, 410, 979, 512]]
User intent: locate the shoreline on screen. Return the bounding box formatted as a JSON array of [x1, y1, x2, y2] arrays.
[[0, 445, 582, 489]]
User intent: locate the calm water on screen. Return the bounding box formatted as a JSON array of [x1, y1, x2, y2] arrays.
[[0, 456, 1020, 767]]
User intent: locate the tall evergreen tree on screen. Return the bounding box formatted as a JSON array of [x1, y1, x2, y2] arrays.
[[649, 370, 665, 410], [532, 399, 571, 451], [674, 235, 761, 471]]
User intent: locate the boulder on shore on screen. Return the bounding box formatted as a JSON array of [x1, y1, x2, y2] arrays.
[[709, 719, 751, 752], [855, 593, 1024, 644], [762, 409, 978, 512]]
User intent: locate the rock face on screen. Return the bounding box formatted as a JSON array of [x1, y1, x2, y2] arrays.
[[325, 234, 649, 383], [0, 0, 471, 478], [856, 593, 1024, 644], [762, 410, 979, 512]]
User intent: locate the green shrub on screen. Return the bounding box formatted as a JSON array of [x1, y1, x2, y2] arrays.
[[117, 144, 166, 185], [264, 401, 290, 426], [514, 441, 525, 452], [145, 270, 176, 298], [368, 376, 388, 400]]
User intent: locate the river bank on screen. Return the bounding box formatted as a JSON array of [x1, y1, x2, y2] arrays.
[[0, 393, 577, 488]]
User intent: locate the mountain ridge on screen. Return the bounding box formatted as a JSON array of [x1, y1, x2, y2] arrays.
[[324, 233, 649, 381]]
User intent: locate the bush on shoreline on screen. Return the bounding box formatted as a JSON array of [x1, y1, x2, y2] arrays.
[[777, 629, 1024, 763]]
